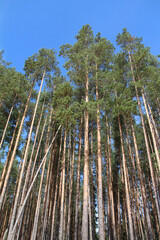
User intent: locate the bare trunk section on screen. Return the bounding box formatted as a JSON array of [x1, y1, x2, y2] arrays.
[[90, 123, 96, 240], [66, 129, 76, 240], [63, 132, 71, 240], [118, 116, 134, 240], [141, 89, 160, 172], [20, 100, 46, 206], [144, 91, 160, 146], [95, 65, 105, 240], [128, 51, 160, 225], [82, 71, 89, 240], [0, 80, 35, 211], [59, 127, 67, 240], [0, 101, 15, 150], [88, 184, 93, 240], [51, 129, 63, 240], [130, 118, 153, 239], [7, 71, 46, 239], [7, 125, 61, 240], [0, 112, 20, 192], [106, 117, 116, 239], [30, 115, 50, 240], [74, 117, 83, 240]]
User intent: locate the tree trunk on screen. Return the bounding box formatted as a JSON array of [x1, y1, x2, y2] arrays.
[[95, 64, 105, 240], [67, 129, 76, 240], [82, 71, 89, 240], [0, 111, 20, 192], [130, 117, 153, 239], [20, 100, 46, 206], [0, 101, 15, 150], [74, 117, 83, 240], [30, 114, 50, 240], [90, 122, 96, 240], [50, 129, 63, 240], [106, 117, 116, 240], [118, 115, 134, 240], [0, 80, 35, 211], [128, 51, 160, 225], [7, 125, 61, 240], [141, 89, 160, 172], [59, 126, 67, 240], [63, 132, 71, 240]]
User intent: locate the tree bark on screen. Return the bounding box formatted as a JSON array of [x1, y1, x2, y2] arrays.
[[0, 111, 20, 192], [95, 64, 105, 240], [0, 101, 15, 150], [59, 126, 67, 240], [74, 117, 83, 240], [82, 71, 89, 240], [118, 115, 134, 240], [0, 80, 35, 211], [128, 51, 160, 225], [6, 125, 61, 240]]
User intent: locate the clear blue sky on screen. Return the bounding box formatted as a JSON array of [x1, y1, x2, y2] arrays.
[[0, 0, 160, 73]]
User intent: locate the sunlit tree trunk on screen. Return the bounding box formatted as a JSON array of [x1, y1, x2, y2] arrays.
[[0, 80, 35, 211], [95, 64, 105, 240], [30, 114, 50, 240], [7, 125, 61, 240], [74, 117, 83, 240], [128, 52, 160, 225], [106, 117, 116, 240], [20, 100, 45, 206], [118, 115, 134, 240], [67, 129, 76, 240], [130, 118, 153, 239], [0, 111, 20, 192], [0, 100, 15, 150], [82, 71, 89, 240], [59, 126, 67, 240]]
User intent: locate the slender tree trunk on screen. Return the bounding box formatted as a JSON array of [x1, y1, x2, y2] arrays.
[[6, 125, 61, 240], [106, 117, 116, 240], [20, 100, 46, 206], [105, 126, 111, 240], [0, 80, 35, 211], [117, 188, 121, 240], [147, 171, 160, 237], [7, 101, 47, 240], [130, 117, 153, 239], [88, 184, 93, 240], [118, 115, 134, 240], [63, 132, 71, 240], [141, 89, 160, 172], [95, 64, 105, 240], [128, 51, 160, 223], [59, 126, 67, 240], [74, 117, 83, 240], [50, 129, 63, 240], [82, 71, 89, 240], [0, 112, 20, 192], [144, 91, 160, 146], [0, 101, 15, 150], [2, 145, 25, 239], [67, 129, 76, 240], [41, 142, 54, 240], [30, 114, 50, 240], [90, 122, 96, 240], [125, 123, 149, 239]]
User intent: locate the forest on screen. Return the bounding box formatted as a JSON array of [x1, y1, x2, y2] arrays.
[[0, 25, 160, 240]]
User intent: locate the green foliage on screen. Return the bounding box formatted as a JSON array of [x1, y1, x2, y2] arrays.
[[24, 48, 58, 84], [52, 82, 81, 126]]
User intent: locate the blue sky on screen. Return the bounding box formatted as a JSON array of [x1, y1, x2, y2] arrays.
[[0, 0, 160, 74]]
